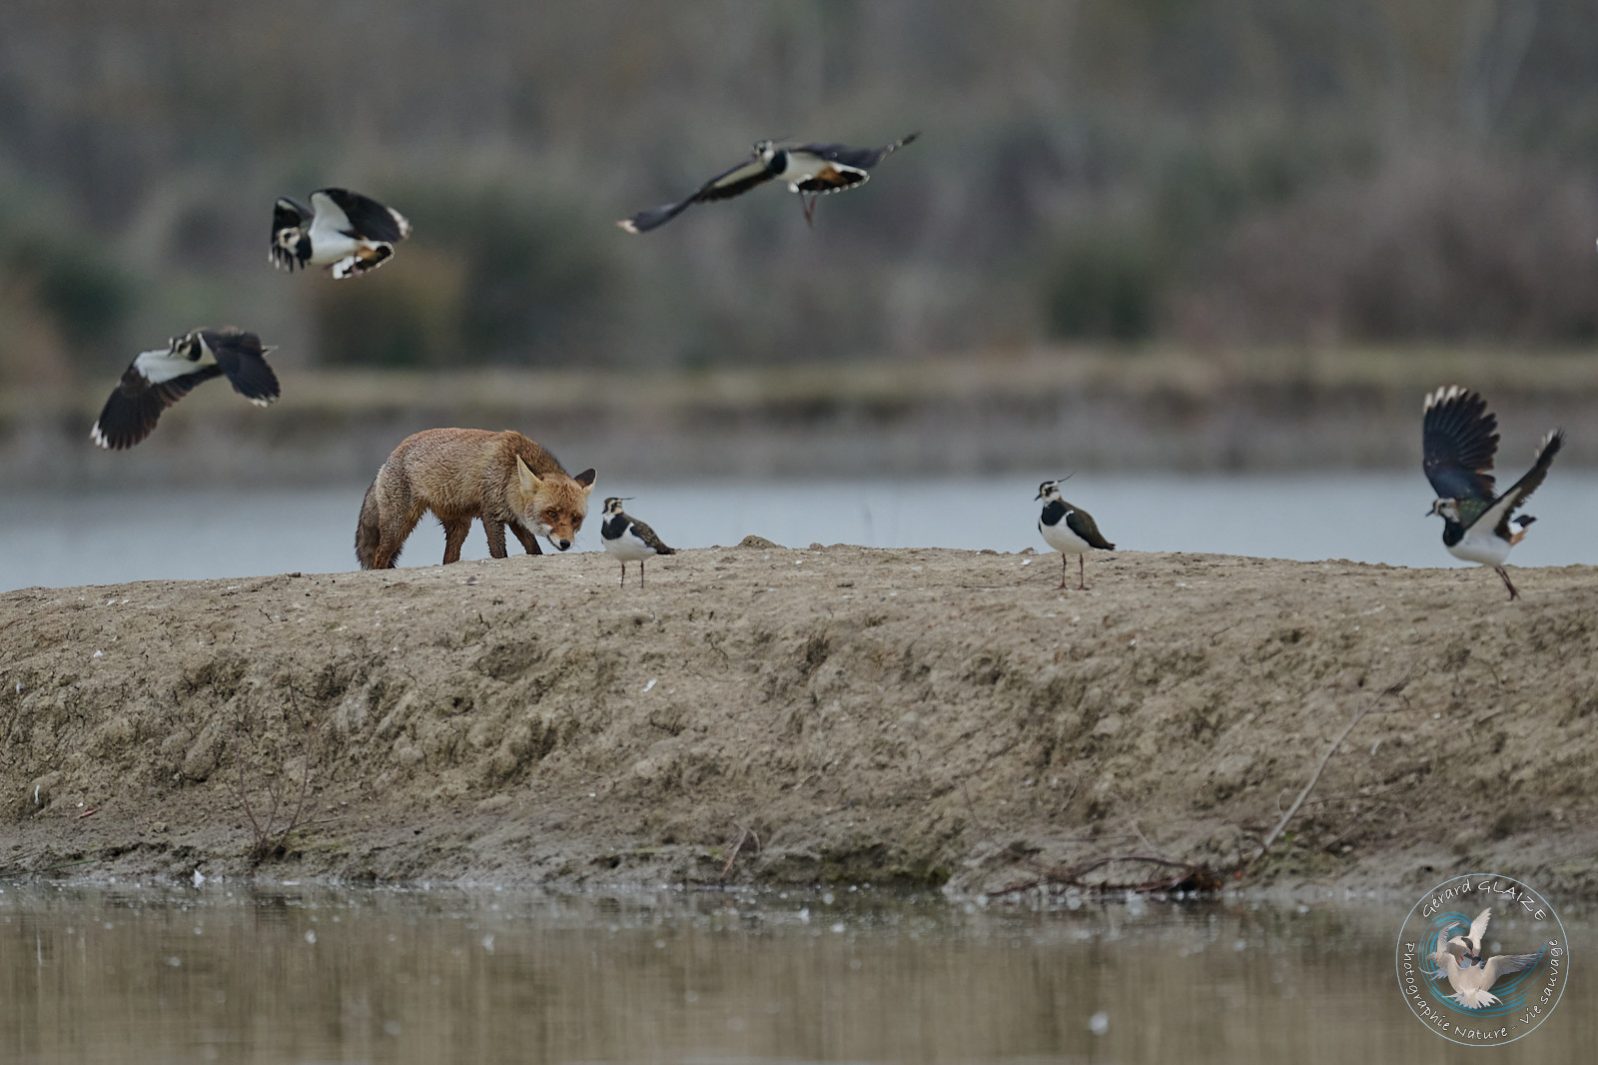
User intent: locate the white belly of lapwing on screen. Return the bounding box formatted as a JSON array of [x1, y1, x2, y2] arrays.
[[604, 532, 656, 563], [1039, 518, 1091, 556], [1448, 525, 1512, 567], [305, 216, 365, 266]]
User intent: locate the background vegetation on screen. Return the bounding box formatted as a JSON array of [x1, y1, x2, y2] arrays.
[[6, 0, 1598, 387]]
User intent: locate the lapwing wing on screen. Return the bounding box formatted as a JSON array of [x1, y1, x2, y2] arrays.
[[271, 188, 411, 278], [599, 497, 675, 586], [617, 132, 919, 233], [1035, 478, 1115, 590], [1423, 386, 1563, 600], [90, 328, 279, 450]]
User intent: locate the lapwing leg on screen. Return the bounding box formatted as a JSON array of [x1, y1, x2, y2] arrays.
[[640, 561, 646, 588], [1078, 554, 1087, 591], [619, 562, 626, 587], [1058, 554, 1068, 590], [1495, 566, 1520, 601], [801, 194, 818, 228]]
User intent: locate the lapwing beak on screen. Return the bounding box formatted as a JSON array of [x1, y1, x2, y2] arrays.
[[1034, 491, 1043, 500]]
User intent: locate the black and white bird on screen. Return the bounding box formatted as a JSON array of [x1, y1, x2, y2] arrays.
[[90, 328, 280, 450], [271, 188, 411, 278], [599, 497, 675, 587], [618, 132, 919, 233], [1423, 386, 1563, 600], [1035, 479, 1115, 590]]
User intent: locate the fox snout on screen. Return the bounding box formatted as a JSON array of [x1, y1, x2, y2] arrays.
[[528, 511, 582, 550], [516, 458, 595, 551]]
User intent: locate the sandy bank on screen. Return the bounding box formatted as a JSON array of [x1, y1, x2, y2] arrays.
[[2, 546, 1594, 895]]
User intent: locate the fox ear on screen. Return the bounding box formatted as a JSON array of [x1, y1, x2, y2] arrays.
[[516, 455, 542, 494], [573, 468, 596, 491]]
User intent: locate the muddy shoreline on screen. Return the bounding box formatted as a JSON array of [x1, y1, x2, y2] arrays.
[[3, 546, 1595, 896]]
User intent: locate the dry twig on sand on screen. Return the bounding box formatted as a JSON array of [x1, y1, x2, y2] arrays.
[[987, 676, 1408, 898], [1245, 677, 1407, 872], [719, 825, 762, 881]]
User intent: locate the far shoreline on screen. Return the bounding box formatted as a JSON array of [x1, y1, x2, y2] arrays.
[[7, 347, 1596, 489]]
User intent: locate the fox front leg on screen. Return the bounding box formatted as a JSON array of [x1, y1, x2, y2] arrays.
[[440, 519, 472, 565], [508, 522, 544, 556], [482, 519, 509, 559]]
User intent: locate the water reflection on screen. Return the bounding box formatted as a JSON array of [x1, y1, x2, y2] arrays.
[[0, 884, 1589, 1063]]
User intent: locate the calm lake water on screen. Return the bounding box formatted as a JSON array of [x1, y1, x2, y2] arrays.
[[3, 473, 1596, 591], [0, 884, 1589, 1065]]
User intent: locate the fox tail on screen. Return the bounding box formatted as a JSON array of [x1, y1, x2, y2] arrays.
[[355, 478, 384, 568]]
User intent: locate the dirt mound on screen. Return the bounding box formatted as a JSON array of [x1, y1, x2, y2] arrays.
[[2, 547, 1594, 895]]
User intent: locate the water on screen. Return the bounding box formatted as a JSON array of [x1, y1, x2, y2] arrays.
[[0, 884, 1589, 1064], [3, 473, 1596, 591]]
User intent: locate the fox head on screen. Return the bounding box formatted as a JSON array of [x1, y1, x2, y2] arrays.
[[515, 456, 595, 551]]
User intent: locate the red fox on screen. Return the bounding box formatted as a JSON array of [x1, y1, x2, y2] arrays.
[[355, 429, 596, 569]]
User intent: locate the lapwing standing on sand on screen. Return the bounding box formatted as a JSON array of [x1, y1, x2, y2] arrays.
[[1035, 479, 1115, 590], [617, 132, 919, 233], [90, 328, 279, 450], [600, 497, 675, 587], [1423, 386, 1563, 600], [271, 188, 411, 278]]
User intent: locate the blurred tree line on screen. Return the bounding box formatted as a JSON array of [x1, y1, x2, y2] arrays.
[[5, 0, 1598, 386]]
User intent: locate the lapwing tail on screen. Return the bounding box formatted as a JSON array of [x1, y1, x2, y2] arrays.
[[329, 244, 395, 279]]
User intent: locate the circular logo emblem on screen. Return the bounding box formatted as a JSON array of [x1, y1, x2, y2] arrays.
[[1395, 872, 1569, 1046]]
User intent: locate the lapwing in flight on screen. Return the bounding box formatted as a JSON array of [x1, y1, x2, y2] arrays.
[[271, 188, 411, 278], [1036, 478, 1115, 590], [1423, 386, 1563, 600], [618, 132, 919, 233], [599, 497, 675, 586], [91, 328, 279, 450]]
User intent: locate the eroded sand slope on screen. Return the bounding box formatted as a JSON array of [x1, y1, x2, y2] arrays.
[[2, 545, 1594, 894]]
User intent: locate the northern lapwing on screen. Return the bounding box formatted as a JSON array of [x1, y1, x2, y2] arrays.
[[617, 132, 919, 233], [599, 497, 675, 586], [1423, 386, 1563, 600], [271, 188, 411, 278], [1035, 479, 1115, 590], [90, 328, 280, 449]]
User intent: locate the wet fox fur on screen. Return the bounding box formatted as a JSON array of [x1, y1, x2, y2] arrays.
[[355, 428, 596, 569]]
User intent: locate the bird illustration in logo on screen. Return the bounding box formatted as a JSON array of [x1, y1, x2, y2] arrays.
[[1428, 907, 1543, 1009]]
